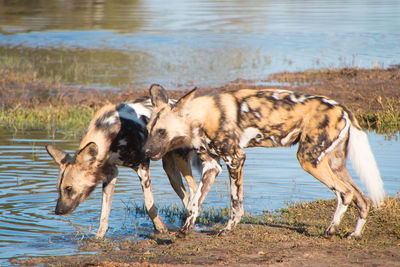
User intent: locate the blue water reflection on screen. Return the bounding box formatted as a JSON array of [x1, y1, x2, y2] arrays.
[[0, 129, 399, 263]]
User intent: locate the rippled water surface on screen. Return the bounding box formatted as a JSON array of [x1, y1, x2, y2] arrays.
[[0, 129, 399, 264]]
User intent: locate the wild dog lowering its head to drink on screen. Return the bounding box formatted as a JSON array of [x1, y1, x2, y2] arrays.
[[144, 85, 385, 239], [46, 99, 200, 238]]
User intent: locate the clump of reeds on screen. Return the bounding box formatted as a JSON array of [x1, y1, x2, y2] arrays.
[[0, 104, 95, 137], [357, 96, 400, 135]]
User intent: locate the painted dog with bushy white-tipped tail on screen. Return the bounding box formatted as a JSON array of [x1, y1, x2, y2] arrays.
[[144, 84, 385, 239]]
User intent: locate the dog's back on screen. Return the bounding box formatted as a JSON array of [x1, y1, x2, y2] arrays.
[[81, 99, 152, 168]]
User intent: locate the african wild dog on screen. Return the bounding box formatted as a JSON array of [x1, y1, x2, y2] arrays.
[[144, 84, 385, 239], [46, 98, 200, 238]]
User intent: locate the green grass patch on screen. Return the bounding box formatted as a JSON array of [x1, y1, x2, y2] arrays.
[[357, 97, 400, 135], [0, 105, 95, 137]]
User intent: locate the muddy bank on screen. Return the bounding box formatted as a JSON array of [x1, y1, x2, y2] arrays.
[[2, 67, 400, 134], [1, 67, 400, 112]]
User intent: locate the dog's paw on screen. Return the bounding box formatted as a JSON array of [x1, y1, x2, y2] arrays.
[[217, 228, 231, 237], [176, 229, 189, 239], [346, 232, 362, 240]]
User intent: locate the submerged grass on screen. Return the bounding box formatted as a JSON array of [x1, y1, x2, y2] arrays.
[[124, 202, 230, 226]]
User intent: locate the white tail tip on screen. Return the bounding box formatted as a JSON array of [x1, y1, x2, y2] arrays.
[[348, 125, 385, 207]]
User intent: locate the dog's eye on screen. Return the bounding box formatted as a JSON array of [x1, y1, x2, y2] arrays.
[[64, 186, 73, 194], [157, 129, 166, 136]]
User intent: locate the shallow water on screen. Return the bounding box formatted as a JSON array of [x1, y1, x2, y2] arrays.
[[1, 0, 399, 89], [0, 128, 399, 263]]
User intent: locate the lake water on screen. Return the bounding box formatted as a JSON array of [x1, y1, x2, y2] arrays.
[[1, 0, 399, 89], [0, 129, 399, 264], [1, 0, 400, 264]]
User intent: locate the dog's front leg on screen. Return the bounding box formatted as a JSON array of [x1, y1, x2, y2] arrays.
[[219, 148, 246, 236], [162, 151, 195, 209], [178, 153, 221, 237], [136, 161, 168, 233], [96, 176, 118, 239]]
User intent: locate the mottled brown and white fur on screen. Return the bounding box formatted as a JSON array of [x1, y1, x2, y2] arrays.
[[46, 99, 199, 238], [144, 85, 385, 239]]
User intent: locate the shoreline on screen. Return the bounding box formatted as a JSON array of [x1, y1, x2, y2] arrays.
[[1, 67, 400, 135], [13, 197, 400, 266]]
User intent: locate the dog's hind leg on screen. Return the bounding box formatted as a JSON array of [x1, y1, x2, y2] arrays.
[[136, 161, 168, 233], [326, 190, 351, 236], [327, 142, 370, 238], [298, 155, 355, 237], [332, 162, 370, 238], [96, 173, 118, 239], [335, 169, 370, 239]]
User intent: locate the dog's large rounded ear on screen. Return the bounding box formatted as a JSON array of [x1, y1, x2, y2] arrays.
[[76, 142, 98, 167], [174, 87, 197, 112], [45, 145, 70, 165], [149, 84, 168, 107]]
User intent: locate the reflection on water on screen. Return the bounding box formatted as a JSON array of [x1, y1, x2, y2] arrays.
[[0, 128, 399, 263], [0, 0, 145, 33], [1, 0, 399, 34], [1, 0, 399, 89]]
